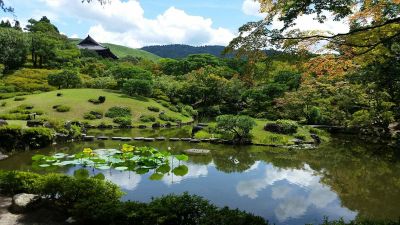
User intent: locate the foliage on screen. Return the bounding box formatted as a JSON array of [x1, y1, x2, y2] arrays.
[[14, 96, 26, 101], [0, 27, 29, 71], [122, 79, 153, 97], [264, 120, 298, 134], [140, 115, 156, 123], [84, 76, 118, 89], [147, 106, 160, 112], [84, 110, 103, 120], [105, 106, 131, 118], [216, 115, 256, 142], [113, 117, 132, 126], [4, 69, 56, 92], [0, 125, 53, 151], [54, 105, 70, 112], [48, 70, 82, 89], [111, 65, 153, 88], [88, 96, 106, 104]]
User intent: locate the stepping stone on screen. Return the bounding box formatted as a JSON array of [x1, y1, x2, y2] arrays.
[[138, 125, 147, 129], [134, 137, 145, 141], [184, 149, 210, 155], [144, 138, 155, 142], [190, 139, 201, 143], [155, 137, 166, 141], [209, 138, 219, 143], [83, 136, 95, 141], [169, 138, 180, 141], [0, 153, 8, 161], [111, 137, 122, 140], [97, 136, 109, 140], [121, 137, 132, 141], [200, 139, 210, 142], [181, 138, 192, 141]]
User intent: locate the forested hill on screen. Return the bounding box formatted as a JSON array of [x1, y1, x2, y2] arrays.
[[141, 44, 228, 59]]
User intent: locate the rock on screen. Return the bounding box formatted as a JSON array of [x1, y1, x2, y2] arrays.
[[190, 139, 201, 143], [200, 139, 210, 142], [210, 138, 219, 143], [0, 153, 9, 160], [97, 136, 109, 140], [111, 137, 122, 140], [310, 134, 321, 144], [121, 137, 132, 141], [191, 126, 204, 137], [155, 137, 166, 141], [290, 138, 304, 145], [184, 149, 211, 155], [181, 138, 192, 142], [134, 137, 145, 141], [83, 136, 95, 141], [0, 119, 8, 127], [152, 122, 161, 128], [27, 120, 44, 127], [55, 133, 69, 143], [138, 125, 147, 129], [11, 193, 40, 213], [144, 138, 155, 142], [169, 138, 180, 141], [66, 217, 76, 224]]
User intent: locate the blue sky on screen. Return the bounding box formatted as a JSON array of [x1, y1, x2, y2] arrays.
[[1, 0, 265, 48], [1, 0, 348, 48]]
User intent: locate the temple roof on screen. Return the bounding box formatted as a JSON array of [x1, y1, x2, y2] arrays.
[[77, 35, 118, 59]]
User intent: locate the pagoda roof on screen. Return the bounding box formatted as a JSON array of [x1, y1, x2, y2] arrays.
[[77, 35, 118, 59]]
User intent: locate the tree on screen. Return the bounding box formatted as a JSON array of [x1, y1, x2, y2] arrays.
[[112, 65, 153, 88], [0, 0, 13, 12], [0, 28, 29, 71], [48, 70, 82, 89], [216, 115, 256, 143], [122, 79, 153, 97]]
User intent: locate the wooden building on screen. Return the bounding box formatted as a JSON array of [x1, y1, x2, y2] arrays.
[[77, 35, 118, 59]]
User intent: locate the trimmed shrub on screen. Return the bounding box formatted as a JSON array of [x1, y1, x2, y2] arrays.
[[113, 117, 132, 127], [22, 127, 53, 149], [55, 105, 71, 112], [57, 93, 63, 97], [14, 96, 25, 101], [264, 120, 298, 134], [1, 102, 6, 107], [98, 96, 106, 103], [0, 113, 30, 120], [140, 115, 156, 123], [84, 110, 103, 120], [159, 113, 181, 123], [89, 96, 106, 104], [122, 79, 153, 97], [105, 107, 131, 118], [0, 126, 53, 151], [147, 106, 160, 112]]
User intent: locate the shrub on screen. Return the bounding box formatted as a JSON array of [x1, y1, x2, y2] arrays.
[[98, 96, 106, 103], [159, 113, 181, 123], [113, 117, 132, 127], [105, 107, 131, 118], [0, 126, 53, 151], [168, 105, 179, 112], [84, 76, 118, 89], [84, 110, 103, 120], [57, 93, 63, 97], [4, 69, 56, 92], [55, 105, 71, 112], [264, 120, 298, 134], [14, 96, 26, 101], [0, 113, 30, 120], [48, 70, 82, 89], [140, 115, 156, 123], [147, 106, 160, 112], [0, 102, 6, 107], [89, 96, 106, 104], [216, 115, 256, 142], [22, 127, 53, 149]]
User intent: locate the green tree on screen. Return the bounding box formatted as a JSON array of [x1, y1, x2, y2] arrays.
[[112, 65, 153, 88], [122, 79, 153, 97], [216, 115, 256, 143], [0, 28, 29, 71], [48, 70, 82, 89]]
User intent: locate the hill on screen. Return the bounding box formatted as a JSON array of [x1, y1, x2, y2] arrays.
[[0, 89, 193, 127], [141, 44, 228, 59], [70, 39, 161, 61]]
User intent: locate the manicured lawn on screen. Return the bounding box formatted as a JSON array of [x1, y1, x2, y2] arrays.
[[0, 89, 192, 126]]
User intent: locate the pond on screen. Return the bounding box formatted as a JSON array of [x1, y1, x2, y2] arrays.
[[1, 127, 400, 225]]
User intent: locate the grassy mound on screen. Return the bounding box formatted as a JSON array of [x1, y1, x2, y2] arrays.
[[0, 89, 192, 126]]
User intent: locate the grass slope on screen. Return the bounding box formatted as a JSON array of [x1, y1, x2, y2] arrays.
[[70, 39, 160, 61], [0, 89, 192, 126]]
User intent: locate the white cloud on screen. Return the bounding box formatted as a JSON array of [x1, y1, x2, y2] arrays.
[[41, 0, 235, 48], [162, 161, 208, 186], [242, 0, 265, 18], [70, 34, 79, 38]]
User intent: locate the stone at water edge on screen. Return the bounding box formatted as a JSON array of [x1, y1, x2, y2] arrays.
[[66, 217, 76, 224], [0, 119, 8, 127], [184, 149, 210, 155], [0, 153, 9, 160], [11, 193, 40, 213]]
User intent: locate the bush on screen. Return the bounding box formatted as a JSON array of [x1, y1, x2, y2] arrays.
[[0, 113, 30, 120], [147, 106, 160, 112], [105, 106, 131, 118], [4, 69, 56, 92], [159, 113, 181, 123], [48, 70, 82, 89], [55, 105, 71, 112], [0, 171, 268, 225], [0, 126, 53, 151], [140, 115, 156, 123], [89, 96, 106, 104], [98, 96, 106, 103], [14, 96, 26, 101], [84, 110, 103, 120], [0, 102, 6, 107], [264, 120, 298, 134], [113, 117, 132, 127], [216, 115, 256, 142]]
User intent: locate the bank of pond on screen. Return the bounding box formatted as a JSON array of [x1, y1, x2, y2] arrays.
[[0, 125, 400, 225]]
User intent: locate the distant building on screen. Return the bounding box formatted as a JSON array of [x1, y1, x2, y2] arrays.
[[77, 35, 118, 59]]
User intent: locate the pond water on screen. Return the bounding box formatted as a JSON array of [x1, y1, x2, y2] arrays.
[[1, 128, 400, 225]]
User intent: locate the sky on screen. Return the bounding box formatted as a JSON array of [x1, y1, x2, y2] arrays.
[[1, 0, 349, 48]]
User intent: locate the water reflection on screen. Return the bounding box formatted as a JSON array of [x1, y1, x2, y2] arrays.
[[1, 131, 400, 225]]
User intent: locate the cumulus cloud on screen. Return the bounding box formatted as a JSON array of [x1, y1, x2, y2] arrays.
[[162, 161, 208, 186], [40, 0, 235, 48], [242, 0, 265, 17]]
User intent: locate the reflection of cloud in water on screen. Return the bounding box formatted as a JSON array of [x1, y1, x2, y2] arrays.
[[163, 163, 208, 185], [245, 161, 260, 173], [103, 171, 142, 191], [236, 164, 338, 222]]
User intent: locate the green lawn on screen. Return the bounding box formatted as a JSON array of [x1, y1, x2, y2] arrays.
[[0, 89, 192, 126]]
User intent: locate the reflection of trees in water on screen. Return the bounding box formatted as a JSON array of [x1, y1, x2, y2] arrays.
[[292, 138, 400, 221], [212, 148, 256, 173]]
